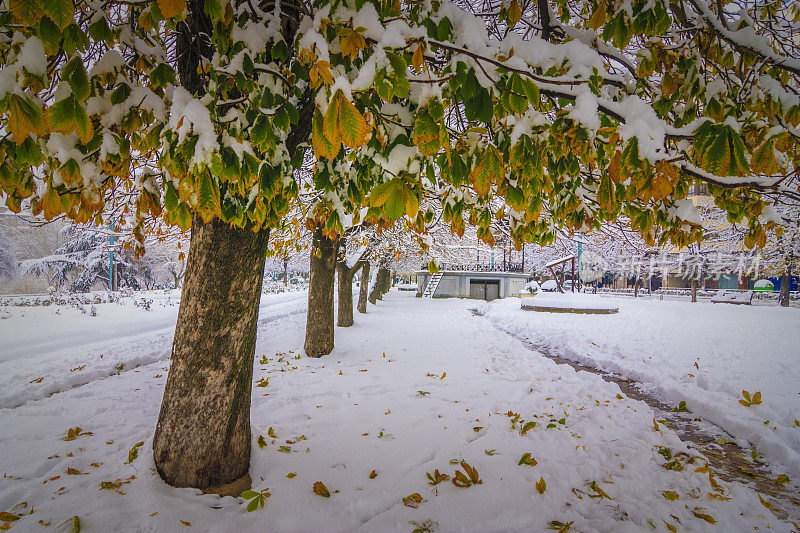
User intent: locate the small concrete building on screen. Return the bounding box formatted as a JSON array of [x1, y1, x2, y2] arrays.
[[416, 269, 531, 301]]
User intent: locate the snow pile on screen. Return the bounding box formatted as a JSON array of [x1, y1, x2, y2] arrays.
[[520, 292, 619, 312]]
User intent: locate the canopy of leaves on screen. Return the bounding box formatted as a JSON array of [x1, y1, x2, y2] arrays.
[[0, 0, 797, 252]]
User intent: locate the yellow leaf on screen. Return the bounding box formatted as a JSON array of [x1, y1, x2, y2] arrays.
[[589, 1, 607, 30], [312, 109, 338, 160], [323, 92, 341, 144], [8, 94, 44, 145], [9, 0, 42, 26], [507, 0, 522, 25], [535, 476, 547, 494], [313, 481, 330, 497], [157, 0, 186, 18], [412, 44, 424, 72], [402, 493, 423, 508], [42, 184, 62, 220], [692, 510, 715, 524], [404, 188, 420, 218], [286, 473, 297, 479], [310, 61, 334, 88], [339, 27, 366, 60], [470, 145, 503, 196], [336, 92, 368, 149]]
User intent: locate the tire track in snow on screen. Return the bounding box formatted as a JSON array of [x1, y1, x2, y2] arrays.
[[0, 294, 307, 410]]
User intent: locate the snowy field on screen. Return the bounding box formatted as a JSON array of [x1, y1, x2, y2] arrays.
[[0, 291, 797, 532], [484, 295, 800, 480]]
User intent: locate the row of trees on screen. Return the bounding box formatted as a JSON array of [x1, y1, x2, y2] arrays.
[[2, 0, 799, 493]]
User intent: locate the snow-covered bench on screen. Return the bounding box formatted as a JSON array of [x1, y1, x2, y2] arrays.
[[711, 290, 753, 305]]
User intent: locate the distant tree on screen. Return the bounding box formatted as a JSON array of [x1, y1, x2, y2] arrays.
[[0, 226, 18, 280]]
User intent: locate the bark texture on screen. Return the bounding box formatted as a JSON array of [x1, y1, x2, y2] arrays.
[[337, 259, 355, 327], [357, 262, 370, 314], [779, 270, 790, 307], [305, 226, 337, 357], [153, 217, 269, 490]]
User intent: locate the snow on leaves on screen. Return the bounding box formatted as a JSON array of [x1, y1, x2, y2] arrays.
[[0, 0, 798, 250]]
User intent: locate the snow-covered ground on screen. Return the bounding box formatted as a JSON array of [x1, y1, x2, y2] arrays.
[[0, 291, 795, 531], [484, 295, 800, 480]]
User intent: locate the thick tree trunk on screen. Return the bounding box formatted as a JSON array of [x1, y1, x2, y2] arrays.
[[337, 259, 355, 327], [780, 270, 790, 307], [305, 227, 337, 356], [357, 262, 370, 314], [153, 216, 269, 494], [690, 279, 697, 303]]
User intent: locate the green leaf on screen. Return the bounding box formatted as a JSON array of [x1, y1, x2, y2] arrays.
[[73, 103, 93, 144], [597, 174, 615, 212], [64, 56, 91, 102], [519, 452, 537, 466], [368, 179, 395, 207], [508, 75, 528, 114], [164, 182, 179, 212], [42, 0, 74, 29], [125, 441, 144, 464], [413, 109, 441, 156], [246, 497, 260, 512], [204, 0, 222, 19], [383, 183, 406, 220], [49, 95, 93, 144], [175, 202, 192, 230], [38, 16, 62, 54], [149, 63, 176, 88]]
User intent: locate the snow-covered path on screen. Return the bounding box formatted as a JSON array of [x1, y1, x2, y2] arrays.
[[0, 291, 306, 409], [482, 296, 800, 480], [0, 291, 794, 532]]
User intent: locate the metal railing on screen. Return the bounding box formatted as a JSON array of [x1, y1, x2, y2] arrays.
[[421, 261, 525, 273]]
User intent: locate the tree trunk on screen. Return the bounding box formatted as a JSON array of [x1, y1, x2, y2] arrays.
[[376, 267, 388, 300], [283, 255, 288, 285], [780, 270, 790, 307], [357, 262, 370, 314], [153, 216, 269, 494], [690, 279, 697, 303], [368, 268, 380, 305], [305, 226, 337, 357], [337, 258, 355, 327]]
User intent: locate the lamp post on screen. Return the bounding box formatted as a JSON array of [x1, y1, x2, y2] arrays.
[[109, 219, 115, 291]]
